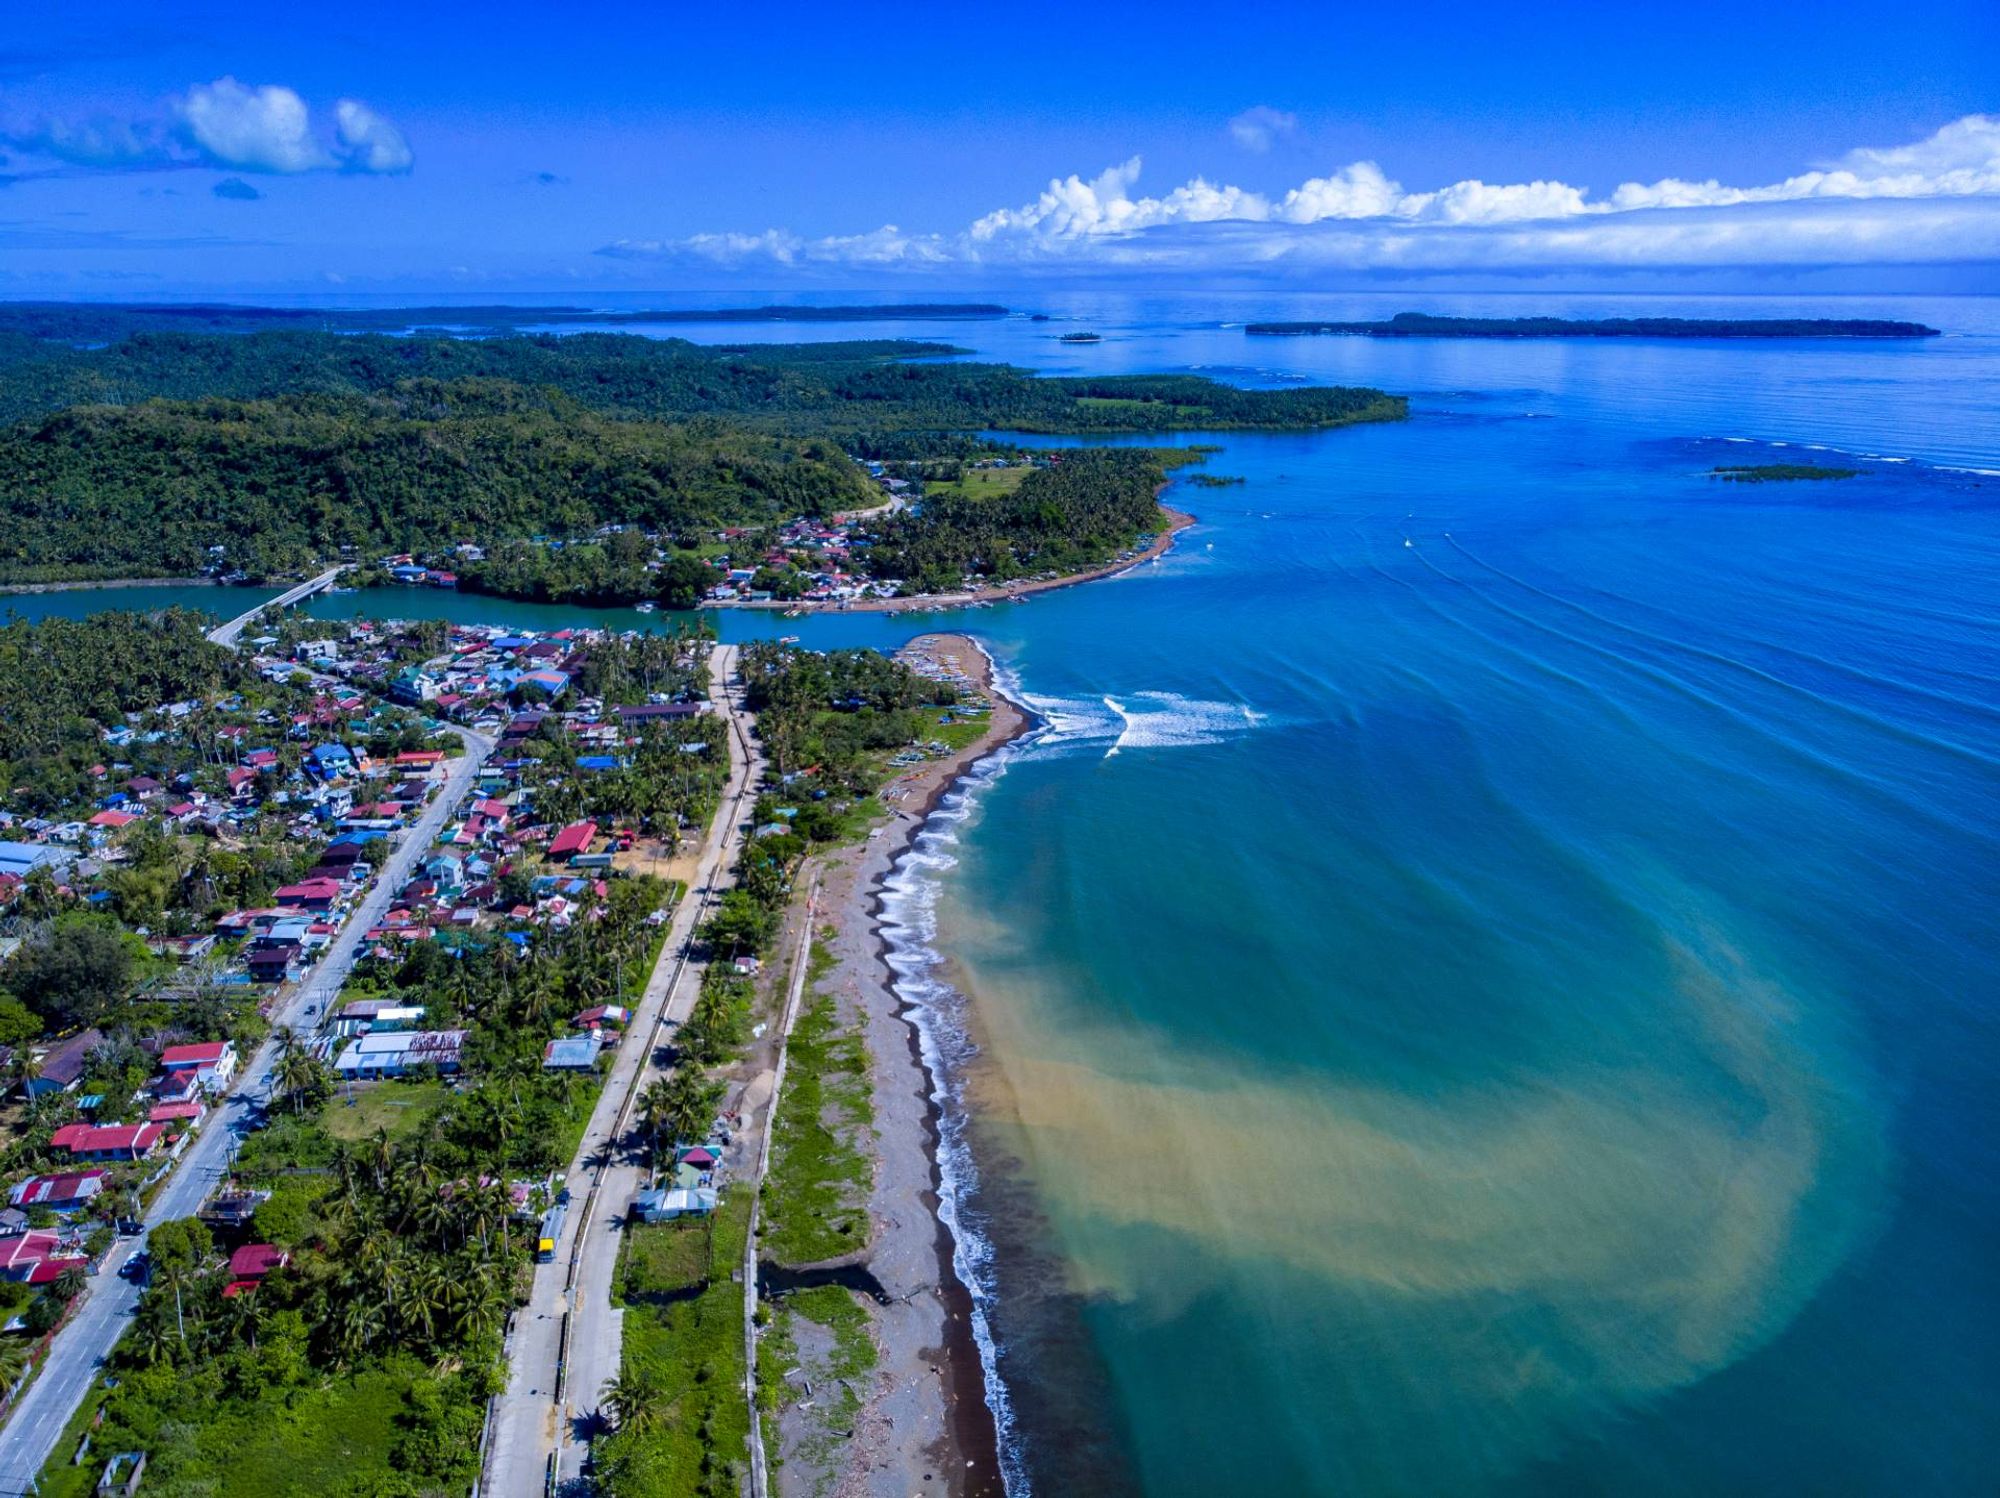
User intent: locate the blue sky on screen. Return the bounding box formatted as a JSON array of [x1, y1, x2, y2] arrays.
[[1, 0, 1996, 295]]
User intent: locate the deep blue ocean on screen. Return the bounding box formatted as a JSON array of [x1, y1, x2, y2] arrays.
[[18, 291, 1999, 1495]]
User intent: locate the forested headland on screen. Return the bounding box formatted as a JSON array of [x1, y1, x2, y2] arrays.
[[0, 313, 1406, 585]]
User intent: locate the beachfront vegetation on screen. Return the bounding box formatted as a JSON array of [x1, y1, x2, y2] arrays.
[[757, 1283, 878, 1485], [736, 644, 960, 798], [760, 945, 874, 1266]]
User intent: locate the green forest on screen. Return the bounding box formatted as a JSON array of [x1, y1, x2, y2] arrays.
[[0, 316, 1404, 584], [867, 448, 1173, 591]]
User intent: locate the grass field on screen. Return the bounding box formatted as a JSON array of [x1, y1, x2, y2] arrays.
[[36, 1364, 431, 1498], [321, 1078, 449, 1142], [921, 463, 1033, 500], [760, 953, 874, 1267], [602, 1188, 754, 1496]]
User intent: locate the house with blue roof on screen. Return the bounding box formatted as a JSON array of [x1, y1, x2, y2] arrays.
[[308, 743, 357, 780]]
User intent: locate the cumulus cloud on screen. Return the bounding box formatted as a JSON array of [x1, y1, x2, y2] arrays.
[[333, 99, 413, 174], [0, 77, 413, 176], [181, 78, 329, 173], [606, 113, 2000, 276], [1228, 105, 1297, 153]]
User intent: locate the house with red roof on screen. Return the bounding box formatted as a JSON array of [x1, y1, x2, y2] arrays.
[[227, 1242, 290, 1280], [548, 820, 598, 860], [88, 809, 141, 830], [49, 1121, 164, 1162], [273, 877, 344, 911], [8, 1170, 106, 1211], [159, 1040, 238, 1092], [0, 1231, 63, 1280]]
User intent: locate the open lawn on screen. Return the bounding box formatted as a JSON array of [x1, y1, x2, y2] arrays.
[[36, 1362, 447, 1498], [601, 1189, 753, 1496], [761, 961, 874, 1267], [322, 1078, 449, 1142], [922, 463, 1033, 501]]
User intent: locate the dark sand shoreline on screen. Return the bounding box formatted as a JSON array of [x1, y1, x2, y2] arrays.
[[799, 634, 1032, 1497]]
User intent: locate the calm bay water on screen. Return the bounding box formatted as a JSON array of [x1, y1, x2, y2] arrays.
[[21, 292, 2000, 1494]]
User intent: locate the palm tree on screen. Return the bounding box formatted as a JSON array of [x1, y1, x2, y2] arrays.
[[599, 1366, 665, 1434], [366, 1126, 395, 1193], [660, 1067, 720, 1153], [400, 1259, 449, 1347], [0, 1336, 29, 1392], [273, 1042, 322, 1115], [637, 1079, 677, 1167], [332, 1294, 386, 1365]]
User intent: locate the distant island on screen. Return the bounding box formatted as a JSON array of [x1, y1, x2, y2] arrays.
[[1711, 463, 1862, 482], [1060, 331, 1103, 343], [0, 300, 1010, 341], [1246, 312, 1941, 339]]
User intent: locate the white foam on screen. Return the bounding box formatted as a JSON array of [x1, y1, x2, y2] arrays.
[[879, 736, 1030, 1497], [1016, 689, 1270, 761]]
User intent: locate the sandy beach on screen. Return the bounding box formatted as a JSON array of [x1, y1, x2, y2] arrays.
[[773, 633, 1030, 1498]]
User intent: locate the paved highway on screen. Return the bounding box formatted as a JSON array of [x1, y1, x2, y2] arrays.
[[485, 645, 762, 1497]]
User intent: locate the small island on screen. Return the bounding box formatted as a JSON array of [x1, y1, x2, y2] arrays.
[[1060, 331, 1103, 343], [1711, 463, 1862, 482], [1246, 311, 1941, 339]]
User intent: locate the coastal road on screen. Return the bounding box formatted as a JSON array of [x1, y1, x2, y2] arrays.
[[486, 644, 765, 1497], [0, 723, 493, 1495], [205, 566, 345, 647]]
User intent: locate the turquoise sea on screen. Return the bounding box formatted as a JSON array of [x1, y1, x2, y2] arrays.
[[17, 292, 1999, 1495]]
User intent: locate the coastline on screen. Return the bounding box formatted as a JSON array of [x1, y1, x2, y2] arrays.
[[803, 634, 1031, 1497], [0, 576, 222, 595], [719, 505, 1196, 615]]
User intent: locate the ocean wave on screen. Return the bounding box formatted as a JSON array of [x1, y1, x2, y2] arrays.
[[876, 670, 1044, 1496], [1011, 687, 1269, 760]]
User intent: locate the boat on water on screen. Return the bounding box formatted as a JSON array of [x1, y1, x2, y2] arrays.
[[326, 586, 358, 595], [634, 601, 657, 613]]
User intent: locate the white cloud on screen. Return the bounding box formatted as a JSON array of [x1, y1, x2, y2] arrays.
[[0, 78, 413, 176], [179, 78, 330, 173], [1228, 106, 1297, 153], [605, 114, 2000, 277], [333, 99, 413, 174]]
